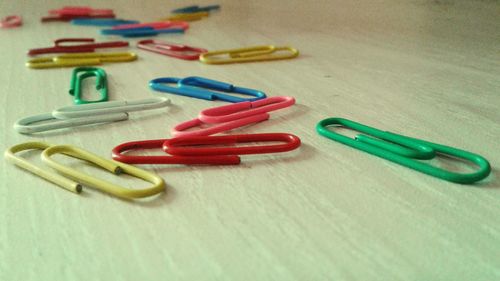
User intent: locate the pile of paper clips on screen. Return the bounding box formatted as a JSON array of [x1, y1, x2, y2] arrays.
[[3, 4, 492, 202]]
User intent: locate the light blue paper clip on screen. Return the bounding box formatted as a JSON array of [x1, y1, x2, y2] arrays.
[[149, 76, 266, 103], [101, 27, 184, 38], [72, 18, 139, 26]]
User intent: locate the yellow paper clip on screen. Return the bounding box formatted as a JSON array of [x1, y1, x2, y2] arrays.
[[5, 142, 165, 199], [26, 52, 138, 69], [199, 45, 299, 64], [163, 11, 209, 21]]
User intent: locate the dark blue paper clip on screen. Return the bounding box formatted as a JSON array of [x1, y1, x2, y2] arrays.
[[172, 5, 220, 14], [149, 76, 266, 103], [72, 18, 139, 26], [101, 27, 184, 38]]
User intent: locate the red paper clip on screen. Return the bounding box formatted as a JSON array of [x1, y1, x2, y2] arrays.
[[112, 21, 189, 31], [163, 133, 301, 156], [111, 139, 240, 165], [28, 38, 129, 56], [42, 6, 115, 22], [137, 40, 207, 60], [171, 96, 295, 137], [0, 15, 22, 28]]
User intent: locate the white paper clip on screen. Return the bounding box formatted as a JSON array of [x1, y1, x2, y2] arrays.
[[14, 97, 171, 134]]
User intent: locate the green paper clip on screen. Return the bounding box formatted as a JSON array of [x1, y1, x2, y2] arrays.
[[316, 118, 491, 184], [69, 67, 108, 105]]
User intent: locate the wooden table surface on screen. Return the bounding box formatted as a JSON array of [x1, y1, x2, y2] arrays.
[[1, 0, 499, 280]]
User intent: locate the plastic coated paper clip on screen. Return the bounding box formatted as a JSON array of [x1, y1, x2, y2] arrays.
[[71, 18, 139, 26], [14, 97, 170, 134], [4, 142, 165, 199], [42, 6, 115, 22], [69, 67, 108, 104], [101, 21, 188, 38], [199, 45, 299, 64], [165, 12, 209, 22], [26, 52, 137, 69], [0, 15, 22, 28], [149, 76, 266, 103], [28, 38, 129, 56], [171, 5, 220, 14], [172, 96, 295, 137], [316, 117, 491, 184], [137, 40, 206, 60]]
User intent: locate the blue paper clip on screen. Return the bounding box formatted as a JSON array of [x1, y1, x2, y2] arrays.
[[149, 76, 266, 103], [172, 5, 220, 14], [101, 27, 184, 38], [72, 18, 139, 26]]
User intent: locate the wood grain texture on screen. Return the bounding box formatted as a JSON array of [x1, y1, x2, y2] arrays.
[[1, 0, 499, 280]]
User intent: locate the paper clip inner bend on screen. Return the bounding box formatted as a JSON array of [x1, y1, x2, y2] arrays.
[[5, 142, 82, 193], [112, 139, 240, 165], [137, 40, 207, 60], [52, 97, 171, 118], [199, 45, 299, 64], [69, 67, 108, 104], [26, 52, 137, 69], [163, 133, 301, 156], [41, 145, 165, 199], [316, 118, 491, 184], [199, 96, 295, 123], [149, 77, 266, 102]]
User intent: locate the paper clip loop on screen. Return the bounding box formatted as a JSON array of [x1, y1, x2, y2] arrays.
[[163, 133, 301, 156], [5, 142, 83, 194], [149, 76, 266, 102], [26, 52, 137, 69], [69, 67, 108, 104], [200, 45, 299, 64], [71, 18, 139, 26], [316, 118, 491, 184], [14, 97, 170, 134], [0, 15, 22, 28], [172, 5, 220, 14], [28, 38, 130, 56], [41, 144, 165, 199], [137, 40, 206, 60], [112, 139, 240, 165], [172, 96, 295, 137]]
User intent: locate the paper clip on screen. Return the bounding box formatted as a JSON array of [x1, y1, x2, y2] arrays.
[[69, 67, 108, 104], [137, 40, 207, 60], [111, 21, 189, 31], [316, 118, 491, 184], [171, 5, 220, 14], [14, 97, 170, 134], [165, 11, 209, 22], [28, 38, 130, 56], [42, 6, 115, 22], [200, 45, 299, 64], [26, 52, 137, 69], [0, 15, 22, 28], [163, 133, 301, 156], [101, 21, 188, 38], [72, 18, 139, 26], [149, 77, 266, 102], [41, 145, 165, 199], [112, 139, 240, 165], [172, 96, 295, 137]]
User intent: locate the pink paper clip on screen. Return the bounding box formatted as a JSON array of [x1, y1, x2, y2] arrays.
[[0, 15, 22, 28], [199, 96, 295, 123], [137, 40, 207, 60], [171, 96, 295, 137], [42, 6, 115, 22], [112, 21, 189, 31]]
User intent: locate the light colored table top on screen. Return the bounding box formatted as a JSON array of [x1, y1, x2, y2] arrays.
[[1, 0, 499, 280]]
